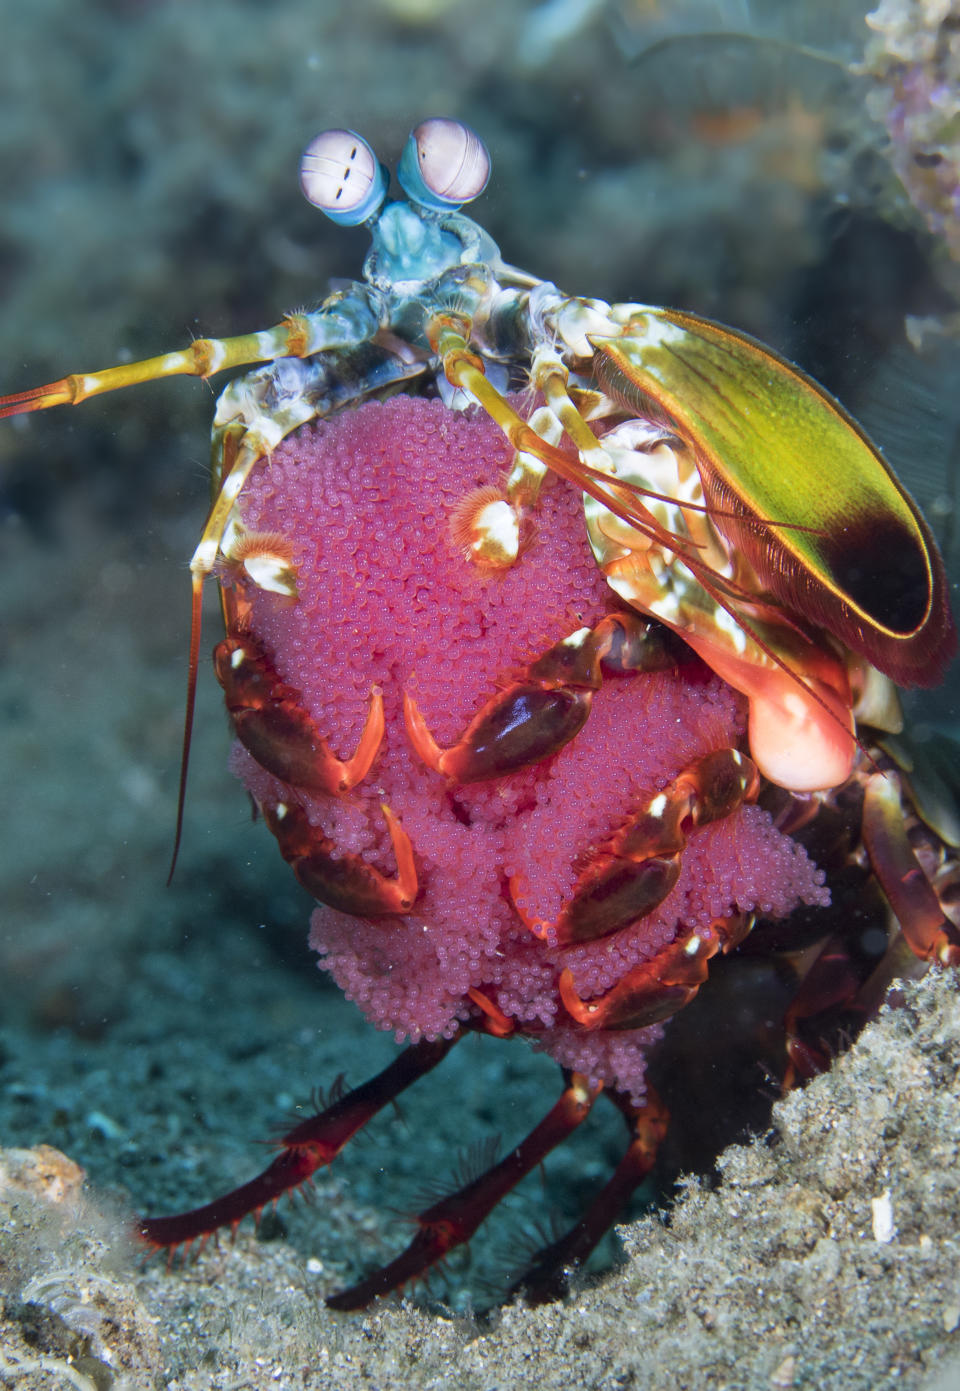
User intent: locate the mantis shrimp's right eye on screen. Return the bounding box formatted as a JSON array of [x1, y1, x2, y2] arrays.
[[299, 129, 388, 225], [397, 117, 490, 209]]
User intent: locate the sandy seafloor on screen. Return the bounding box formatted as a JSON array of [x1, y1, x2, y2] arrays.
[[2, 1, 960, 1387]]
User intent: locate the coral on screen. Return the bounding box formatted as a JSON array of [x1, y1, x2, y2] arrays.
[[231, 394, 827, 1102]]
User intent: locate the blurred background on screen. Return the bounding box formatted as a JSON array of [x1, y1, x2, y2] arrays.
[[1, 0, 958, 1310]]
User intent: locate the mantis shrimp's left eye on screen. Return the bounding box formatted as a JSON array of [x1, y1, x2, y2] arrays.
[[397, 117, 490, 209], [299, 128, 388, 225]]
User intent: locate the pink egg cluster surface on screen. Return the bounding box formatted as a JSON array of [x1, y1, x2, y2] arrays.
[[232, 394, 829, 1100]]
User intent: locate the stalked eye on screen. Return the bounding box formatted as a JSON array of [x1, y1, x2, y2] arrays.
[[299, 129, 388, 225], [397, 118, 490, 210]]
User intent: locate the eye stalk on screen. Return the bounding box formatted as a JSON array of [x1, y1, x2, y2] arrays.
[[398, 118, 490, 210], [300, 129, 388, 226]]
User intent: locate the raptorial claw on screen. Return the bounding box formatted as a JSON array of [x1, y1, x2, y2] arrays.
[[403, 612, 675, 784], [215, 634, 384, 794], [403, 682, 593, 783], [262, 799, 418, 917], [559, 914, 752, 1029], [514, 748, 760, 947]]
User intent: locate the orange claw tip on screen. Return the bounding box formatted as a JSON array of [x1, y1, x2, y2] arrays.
[[402, 689, 446, 775], [379, 803, 419, 910], [508, 876, 555, 942], [341, 687, 386, 789], [558, 967, 595, 1025], [466, 987, 516, 1037]]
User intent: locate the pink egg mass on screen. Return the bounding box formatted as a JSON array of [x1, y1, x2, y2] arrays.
[[231, 394, 828, 1101]]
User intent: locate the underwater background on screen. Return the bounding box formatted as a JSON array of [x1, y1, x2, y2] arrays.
[[1, 0, 959, 1386]]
